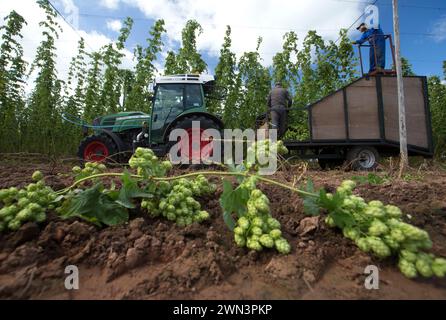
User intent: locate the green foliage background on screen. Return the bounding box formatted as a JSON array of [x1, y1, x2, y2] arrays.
[[0, 0, 445, 157]]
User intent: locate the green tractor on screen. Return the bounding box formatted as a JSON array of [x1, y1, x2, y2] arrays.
[[78, 74, 224, 163]]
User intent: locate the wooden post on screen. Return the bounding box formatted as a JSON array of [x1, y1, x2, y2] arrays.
[[392, 0, 409, 176]]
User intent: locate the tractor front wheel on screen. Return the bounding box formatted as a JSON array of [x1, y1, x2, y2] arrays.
[[77, 135, 118, 164]]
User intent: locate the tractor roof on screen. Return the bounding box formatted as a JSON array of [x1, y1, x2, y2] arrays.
[[155, 74, 215, 85]]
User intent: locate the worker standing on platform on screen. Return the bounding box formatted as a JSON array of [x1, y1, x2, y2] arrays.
[[352, 23, 386, 73]]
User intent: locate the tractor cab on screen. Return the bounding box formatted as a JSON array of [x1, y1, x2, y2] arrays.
[[78, 74, 224, 163], [149, 74, 215, 145]]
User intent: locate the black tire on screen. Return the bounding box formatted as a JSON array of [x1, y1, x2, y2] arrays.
[[166, 115, 222, 166], [346, 146, 380, 171], [77, 134, 119, 165]]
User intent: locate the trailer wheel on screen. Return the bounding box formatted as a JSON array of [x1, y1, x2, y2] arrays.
[[347, 146, 380, 171]]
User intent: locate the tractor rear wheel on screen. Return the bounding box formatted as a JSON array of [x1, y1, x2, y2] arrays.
[[167, 115, 222, 165], [77, 135, 118, 164]]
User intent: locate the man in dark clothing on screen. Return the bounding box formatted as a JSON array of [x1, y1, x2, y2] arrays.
[[352, 22, 386, 73], [267, 83, 292, 139]]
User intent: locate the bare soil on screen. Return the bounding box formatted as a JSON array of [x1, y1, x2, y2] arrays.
[[0, 160, 446, 300]]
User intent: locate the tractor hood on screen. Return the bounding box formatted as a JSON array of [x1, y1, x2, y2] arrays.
[[95, 112, 151, 133]]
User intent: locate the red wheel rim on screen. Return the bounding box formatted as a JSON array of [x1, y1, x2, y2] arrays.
[[83, 141, 109, 162], [178, 128, 214, 163]]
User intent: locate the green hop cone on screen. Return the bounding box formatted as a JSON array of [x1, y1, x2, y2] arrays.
[[400, 250, 417, 263], [8, 219, 21, 231], [238, 217, 250, 230], [398, 258, 418, 278], [267, 217, 281, 230], [275, 238, 291, 254], [161, 161, 173, 171], [259, 234, 274, 248], [234, 234, 246, 247], [341, 180, 356, 191], [343, 199, 356, 210], [355, 237, 371, 252], [251, 227, 263, 236], [35, 212, 46, 223], [415, 258, 433, 278], [255, 200, 269, 214], [383, 235, 400, 250], [0, 207, 9, 219], [385, 205, 402, 218], [16, 209, 32, 222], [234, 226, 245, 236], [364, 206, 386, 218], [368, 219, 389, 237], [0, 189, 9, 201], [198, 211, 210, 221], [432, 258, 446, 278], [251, 189, 263, 199], [166, 212, 176, 221], [247, 239, 263, 251], [17, 198, 30, 209], [269, 229, 282, 240], [176, 217, 186, 227], [390, 228, 405, 243], [252, 217, 264, 228], [324, 216, 336, 228], [343, 227, 360, 241], [32, 171, 44, 182], [367, 237, 391, 258], [369, 200, 384, 208]]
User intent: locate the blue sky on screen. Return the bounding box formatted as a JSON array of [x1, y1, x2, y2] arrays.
[[2, 0, 445, 81]]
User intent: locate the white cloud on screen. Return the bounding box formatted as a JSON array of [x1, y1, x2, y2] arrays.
[[442, 80, 446, 85], [120, 0, 364, 66], [106, 19, 123, 33], [0, 0, 134, 94], [100, 0, 120, 10], [432, 16, 446, 42]]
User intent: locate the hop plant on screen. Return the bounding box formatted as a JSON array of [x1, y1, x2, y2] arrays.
[[140, 174, 215, 227], [233, 188, 290, 254], [0, 171, 56, 233], [245, 139, 289, 169], [129, 148, 172, 178], [73, 162, 107, 181], [322, 179, 446, 279]]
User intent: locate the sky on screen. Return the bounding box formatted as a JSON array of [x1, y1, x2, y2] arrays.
[[0, 0, 445, 88]]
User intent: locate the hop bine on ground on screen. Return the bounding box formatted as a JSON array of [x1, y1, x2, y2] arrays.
[[0, 171, 57, 232], [222, 140, 291, 254], [233, 188, 290, 254], [130, 148, 215, 226], [322, 179, 446, 279]]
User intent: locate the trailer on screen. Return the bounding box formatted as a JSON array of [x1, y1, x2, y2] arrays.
[[283, 75, 434, 170]]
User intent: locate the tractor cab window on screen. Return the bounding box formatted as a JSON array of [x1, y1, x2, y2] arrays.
[[185, 84, 203, 109], [153, 84, 184, 111]]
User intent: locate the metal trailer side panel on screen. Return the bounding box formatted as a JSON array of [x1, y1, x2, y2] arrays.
[[308, 75, 433, 156], [311, 92, 346, 140], [381, 76, 429, 149], [346, 77, 381, 140]]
